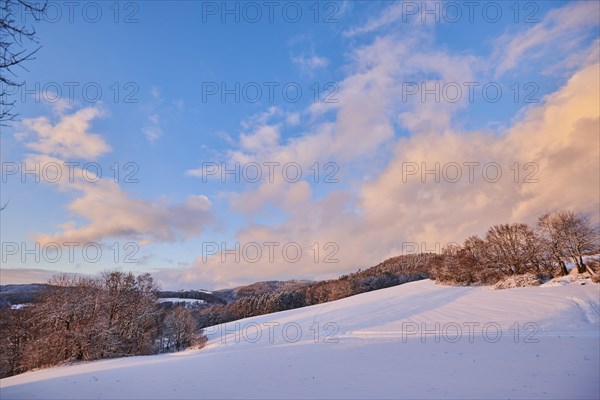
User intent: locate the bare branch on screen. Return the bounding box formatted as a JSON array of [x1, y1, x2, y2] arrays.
[[0, 0, 47, 125]]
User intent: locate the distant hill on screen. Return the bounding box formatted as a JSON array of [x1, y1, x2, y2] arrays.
[[0, 284, 49, 308], [193, 253, 436, 327], [1, 254, 436, 324]]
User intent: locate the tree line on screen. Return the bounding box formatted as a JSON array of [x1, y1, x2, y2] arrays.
[[0, 271, 205, 378], [429, 210, 599, 285]]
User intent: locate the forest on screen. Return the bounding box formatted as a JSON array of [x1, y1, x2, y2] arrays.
[[0, 271, 203, 378]]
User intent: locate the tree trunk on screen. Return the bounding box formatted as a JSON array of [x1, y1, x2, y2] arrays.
[[585, 264, 596, 276], [559, 260, 569, 276], [577, 255, 587, 274]]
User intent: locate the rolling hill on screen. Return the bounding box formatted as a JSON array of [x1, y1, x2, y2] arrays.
[[1, 278, 598, 399]]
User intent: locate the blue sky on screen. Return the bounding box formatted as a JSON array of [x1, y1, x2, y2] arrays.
[[1, 1, 599, 289]]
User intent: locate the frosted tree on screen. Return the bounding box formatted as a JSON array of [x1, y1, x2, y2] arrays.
[[163, 307, 197, 351], [537, 213, 571, 276], [552, 211, 599, 274], [485, 223, 539, 276]]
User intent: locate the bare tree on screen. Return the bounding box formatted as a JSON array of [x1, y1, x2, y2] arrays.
[[1, 0, 47, 124], [17, 270, 163, 375], [99, 271, 162, 356], [25, 274, 104, 367], [0, 305, 31, 377], [552, 211, 599, 274], [485, 223, 539, 276], [462, 235, 500, 284], [537, 213, 571, 276], [163, 307, 197, 352], [432, 243, 462, 284]]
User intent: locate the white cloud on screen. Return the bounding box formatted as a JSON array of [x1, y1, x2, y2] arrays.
[[0, 268, 84, 284], [292, 53, 329, 74], [17, 107, 110, 160], [343, 1, 407, 36], [26, 155, 212, 245], [150, 86, 161, 101], [143, 113, 162, 143], [25, 153, 213, 246], [492, 1, 599, 77], [239, 125, 280, 152], [18, 107, 213, 246], [286, 112, 300, 126], [343, 0, 440, 37]]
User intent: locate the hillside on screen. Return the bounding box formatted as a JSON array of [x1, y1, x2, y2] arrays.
[[0, 284, 49, 308], [1, 278, 598, 399], [192, 253, 433, 327]]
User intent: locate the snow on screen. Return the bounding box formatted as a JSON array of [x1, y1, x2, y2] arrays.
[[542, 274, 593, 287], [1, 279, 599, 399], [173, 289, 212, 294], [157, 298, 206, 305]]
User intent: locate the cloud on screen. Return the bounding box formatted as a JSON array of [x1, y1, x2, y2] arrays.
[[0, 268, 70, 284], [186, 107, 302, 179], [25, 154, 213, 246], [18, 107, 213, 247], [225, 33, 477, 173], [142, 87, 165, 143], [291, 53, 329, 74], [143, 113, 163, 143], [150, 86, 161, 101], [492, 1, 599, 77], [361, 62, 599, 259], [17, 107, 110, 160], [343, 1, 407, 36], [286, 112, 300, 126], [239, 125, 280, 152], [343, 1, 442, 37]]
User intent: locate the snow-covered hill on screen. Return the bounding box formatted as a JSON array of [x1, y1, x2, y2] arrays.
[[1, 279, 598, 399]]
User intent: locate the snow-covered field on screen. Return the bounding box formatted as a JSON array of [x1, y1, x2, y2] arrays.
[[157, 298, 206, 305], [1, 279, 598, 399]]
